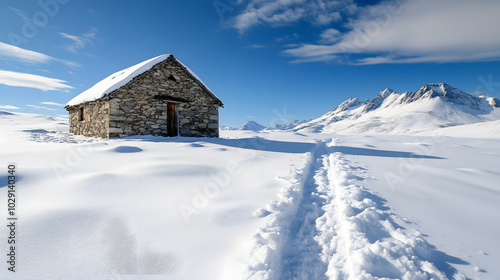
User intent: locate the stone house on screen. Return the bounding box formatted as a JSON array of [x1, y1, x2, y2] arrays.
[[65, 54, 223, 138]]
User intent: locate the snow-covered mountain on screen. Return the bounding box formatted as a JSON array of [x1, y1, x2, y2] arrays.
[[238, 120, 266, 131], [295, 83, 500, 135], [225, 120, 309, 131], [272, 119, 310, 130], [220, 125, 236, 131]]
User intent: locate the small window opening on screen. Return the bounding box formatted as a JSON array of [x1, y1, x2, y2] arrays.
[[79, 107, 84, 121], [167, 75, 177, 82]]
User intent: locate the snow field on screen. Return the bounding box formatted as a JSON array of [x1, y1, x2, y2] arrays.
[[333, 134, 500, 280], [2, 111, 500, 279], [0, 112, 303, 279], [245, 138, 464, 279]]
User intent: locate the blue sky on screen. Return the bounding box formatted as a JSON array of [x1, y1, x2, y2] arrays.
[[1, 0, 500, 127]]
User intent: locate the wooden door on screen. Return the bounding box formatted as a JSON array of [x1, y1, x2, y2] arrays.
[[167, 102, 178, 137]]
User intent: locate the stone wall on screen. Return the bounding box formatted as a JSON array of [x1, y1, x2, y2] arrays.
[[107, 57, 220, 138], [68, 99, 109, 138]]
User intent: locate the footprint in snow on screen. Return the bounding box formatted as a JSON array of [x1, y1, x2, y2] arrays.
[[189, 143, 204, 148], [113, 146, 143, 153]]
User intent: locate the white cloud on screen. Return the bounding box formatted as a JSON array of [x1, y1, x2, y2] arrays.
[[41, 102, 65, 107], [57, 59, 82, 68], [319, 28, 341, 44], [7, 7, 80, 67], [284, 0, 500, 64], [27, 104, 57, 111], [0, 42, 80, 68], [232, 0, 356, 33], [289, 54, 338, 64], [60, 27, 98, 53], [274, 33, 300, 43], [0, 105, 20, 110], [0, 69, 73, 91], [0, 42, 53, 64], [315, 11, 341, 25], [37, 69, 52, 74], [60, 33, 85, 52], [250, 44, 266, 49], [6, 8, 82, 65]]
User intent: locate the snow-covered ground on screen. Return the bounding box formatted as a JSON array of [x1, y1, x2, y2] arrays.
[[1, 111, 499, 279]]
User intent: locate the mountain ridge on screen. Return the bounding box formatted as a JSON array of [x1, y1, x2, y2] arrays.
[[295, 83, 500, 135]]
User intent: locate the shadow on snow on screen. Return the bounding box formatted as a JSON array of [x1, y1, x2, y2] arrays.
[[128, 136, 446, 159]]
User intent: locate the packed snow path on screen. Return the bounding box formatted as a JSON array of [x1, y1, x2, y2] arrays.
[[246, 139, 463, 280]]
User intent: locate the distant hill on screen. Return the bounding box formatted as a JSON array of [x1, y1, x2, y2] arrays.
[[238, 120, 267, 131]]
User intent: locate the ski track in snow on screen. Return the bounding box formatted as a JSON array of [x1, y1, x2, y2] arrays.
[[246, 138, 465, 280]]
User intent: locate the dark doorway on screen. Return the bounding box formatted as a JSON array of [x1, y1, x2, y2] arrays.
[[167, 102, 178, 137], [79, 107, 84, 121]]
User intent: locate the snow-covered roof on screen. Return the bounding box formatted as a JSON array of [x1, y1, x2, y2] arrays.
[[66, 54, 222, 107]]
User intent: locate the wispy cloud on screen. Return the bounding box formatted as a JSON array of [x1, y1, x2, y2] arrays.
[[36, 69, 52, 74], [231, 0, 500, 64], [232, 0, 356, 33], [250, 44, 266, 49], [27, 104, 57, 111], [41, 101, 65, 107], [57, 59, 81, 68], [0, 105, 20, 110], [283, 0, 500, 64], [274, 33, 300, 43], [0, 42, 80, 68], [60, 27, 98, 53], [289, 54, 338, 64], [0, 69, 73, 91], [0, 42, 53, 64], [319, 28, 341, 44], [9, 7, 28, 20], [6, 7, 82, 66]]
